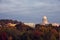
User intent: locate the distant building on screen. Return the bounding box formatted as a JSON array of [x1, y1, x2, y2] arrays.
[[24, 23, 35, 28], [42, 16, 49, 25], [7, 23, 16, 27], [52, 23, 60, 27], [24, 16, 60, 28]]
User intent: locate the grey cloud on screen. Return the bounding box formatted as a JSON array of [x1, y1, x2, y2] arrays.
[[0, 0, 60, 23], [0, 0, 60, 13]]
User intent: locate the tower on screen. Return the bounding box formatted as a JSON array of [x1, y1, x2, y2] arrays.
[[42, 16, 49, 25]]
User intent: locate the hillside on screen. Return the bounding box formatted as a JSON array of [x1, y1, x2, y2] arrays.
[[0, 19, 60, 40]]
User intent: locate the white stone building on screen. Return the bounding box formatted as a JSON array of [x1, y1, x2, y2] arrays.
[[24, 23, 35, 28], [52, 23, 60, 27], [42, 16, 49, 25]]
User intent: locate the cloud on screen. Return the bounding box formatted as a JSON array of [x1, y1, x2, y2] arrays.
[[0, 0, 60, 13], [0, 0, 60, 23]]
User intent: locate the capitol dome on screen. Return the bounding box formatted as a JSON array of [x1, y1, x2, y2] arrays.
[[42, 16, 49, 25], [43, 16, 47, 19]]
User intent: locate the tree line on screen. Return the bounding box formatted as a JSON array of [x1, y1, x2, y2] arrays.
[[0, 19, 60, 40]]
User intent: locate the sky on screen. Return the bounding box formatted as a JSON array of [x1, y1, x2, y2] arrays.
[[0, 0, 60, 23]]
